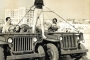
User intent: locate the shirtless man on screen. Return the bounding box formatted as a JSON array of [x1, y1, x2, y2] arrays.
[[2, 17, 12, 33], [48, 18, 60, 32]]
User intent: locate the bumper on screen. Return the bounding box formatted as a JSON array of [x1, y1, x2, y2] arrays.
[[7, 53, 45, 60], [61, 49, 88, 54]]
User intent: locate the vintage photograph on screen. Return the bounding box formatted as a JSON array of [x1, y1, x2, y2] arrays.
[[0, 0, 90, 60]]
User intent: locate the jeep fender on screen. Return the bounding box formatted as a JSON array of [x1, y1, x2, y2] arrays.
[[0, 36, 8, 44], [43, 38, 59, 42]]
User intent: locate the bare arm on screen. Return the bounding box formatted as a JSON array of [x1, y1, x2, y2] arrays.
[[2, 26, 6, 33]]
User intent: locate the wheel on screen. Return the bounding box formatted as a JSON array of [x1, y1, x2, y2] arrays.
[[0, 46, 5, 60], [79, 56, 88, 60], [38, 46, 45, 60], [75, 43, 88, 60], [46, 43, 59, 60], [78, 43, 88, 60]]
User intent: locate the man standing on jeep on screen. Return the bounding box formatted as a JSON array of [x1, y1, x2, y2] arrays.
[[2, 17, 12, 33], [31, 0, 46, 38]]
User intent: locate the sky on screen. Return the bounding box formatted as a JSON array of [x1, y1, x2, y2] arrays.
[[0, 0, 90, 20]]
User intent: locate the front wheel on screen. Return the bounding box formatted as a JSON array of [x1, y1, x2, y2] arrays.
[[46, 43, 59, 60], [38, 46, 45, 60], [78, 43, 88, 60], [0, 46, 5, 60], [79, 56, 88, 60], [75, 43, 88, 60]]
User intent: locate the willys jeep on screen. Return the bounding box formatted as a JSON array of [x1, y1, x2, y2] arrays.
[[41, 6, 89, 60], [0, 26, 45, 60], [43, 32, 88, 60]]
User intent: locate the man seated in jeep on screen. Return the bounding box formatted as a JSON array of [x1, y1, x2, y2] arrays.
[[2, 17, 19, 33], [36, 18, 60, 33], [2, 17, 12, 33], [2, 17, 29, 33], [48, 18, 60, 32]]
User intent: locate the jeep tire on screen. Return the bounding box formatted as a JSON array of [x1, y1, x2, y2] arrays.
[[0, 46, 5, 60], [79, 43, 88, 60], [79, 56, 88, 60], [46, 43, 59, 60], [38, 46, 45, 60], [75, 43, 88, 60]]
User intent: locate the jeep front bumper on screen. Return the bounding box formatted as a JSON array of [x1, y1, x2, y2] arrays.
[[7, 53, 45, 60], [61, 49, 88, 54]]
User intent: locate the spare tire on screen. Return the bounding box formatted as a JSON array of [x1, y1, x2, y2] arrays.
[[20, 24, 31, 32]]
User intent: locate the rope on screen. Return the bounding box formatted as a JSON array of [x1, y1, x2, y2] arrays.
[[44, 5, 79, 32], [16, 4, 79, 32], [17, 5, 34, 25]]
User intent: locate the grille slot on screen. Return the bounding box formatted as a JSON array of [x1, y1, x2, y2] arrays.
[[62, 35, 77, 49], [13, 37, 33, 53]]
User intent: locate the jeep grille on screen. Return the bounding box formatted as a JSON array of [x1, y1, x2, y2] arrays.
[[62, 35, 77, 49], [13, 36, 33, 53]]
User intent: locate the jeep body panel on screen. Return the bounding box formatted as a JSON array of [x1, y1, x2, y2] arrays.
[[0, 36, 8, 44], [43, 38, 59, 42], [7, 53, 45, 60], [61, 49, 88, 54]]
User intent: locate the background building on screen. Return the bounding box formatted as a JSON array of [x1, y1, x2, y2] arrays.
[[0, 19, 4, 27], [5, 7, 33, 26]]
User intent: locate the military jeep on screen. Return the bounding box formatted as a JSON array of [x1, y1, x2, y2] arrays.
[[43, 32, 88, 60], [0, 32, 45, 60]]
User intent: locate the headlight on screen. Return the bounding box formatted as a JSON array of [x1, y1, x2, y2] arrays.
[[60, 37, 62, 40], [76, 37, 79, 40], [32, 38, 37, 42], [8, 38, 13, 43]]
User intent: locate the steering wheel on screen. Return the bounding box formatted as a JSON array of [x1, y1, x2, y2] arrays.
[[15, 25, 20, 32]]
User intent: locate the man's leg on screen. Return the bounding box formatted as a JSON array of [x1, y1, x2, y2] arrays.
[[32, 9, 38, 33], [40, 12, 46, 38]]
